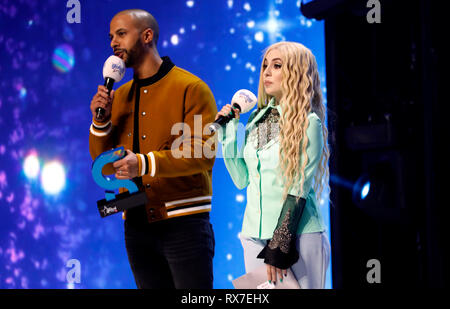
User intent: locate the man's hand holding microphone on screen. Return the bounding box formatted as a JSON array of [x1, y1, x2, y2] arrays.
[[91, 55, 125, 122], [91, 86, 114, 122]]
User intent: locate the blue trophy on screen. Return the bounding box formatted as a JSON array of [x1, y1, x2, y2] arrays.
[[92, 146, 148, 218]]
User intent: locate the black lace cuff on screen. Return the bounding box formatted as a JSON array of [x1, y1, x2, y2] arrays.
[[257, 195, 306, 269]]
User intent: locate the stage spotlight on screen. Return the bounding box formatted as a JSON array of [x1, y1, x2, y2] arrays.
[[23, 153, 40, 179], [331, 173, 371, 201], [352, 173, 371, 204], [41, 161, 66, 195], [351, 153, 407, 223], [361, 181, 370, 200]]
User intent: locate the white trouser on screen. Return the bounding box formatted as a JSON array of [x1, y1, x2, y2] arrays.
[[239, 232, 331, 289]]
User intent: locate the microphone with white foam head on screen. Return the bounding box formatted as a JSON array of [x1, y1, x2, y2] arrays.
[[96, 55, 126, 119], [209, 89, 257, 133]]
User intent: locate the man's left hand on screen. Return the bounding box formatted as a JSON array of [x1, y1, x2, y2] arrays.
[[112, 149, 139, 179]]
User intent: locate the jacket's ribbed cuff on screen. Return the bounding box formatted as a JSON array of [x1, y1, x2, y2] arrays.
[[90, 117, 112, 137], [136, 152, 156, 177], [92, 116, 111, 127]]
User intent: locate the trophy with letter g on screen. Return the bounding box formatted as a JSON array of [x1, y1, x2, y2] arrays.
[[92, 147, 148, 218]]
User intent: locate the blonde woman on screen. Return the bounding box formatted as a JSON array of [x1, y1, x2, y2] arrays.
[[216, 42, 330, 289]]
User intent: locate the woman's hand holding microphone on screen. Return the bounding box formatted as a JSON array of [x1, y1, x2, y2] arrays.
[[215, 104, 241, 121]]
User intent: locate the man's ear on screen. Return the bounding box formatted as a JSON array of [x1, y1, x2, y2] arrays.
[[143, 28, 154, 46]]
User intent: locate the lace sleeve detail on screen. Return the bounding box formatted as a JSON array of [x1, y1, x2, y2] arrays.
[[257, 195, 306, 269], [268, 208, 293, 253]]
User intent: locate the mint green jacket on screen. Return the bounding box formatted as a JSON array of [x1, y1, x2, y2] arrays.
[[218, 98, 326, 239]]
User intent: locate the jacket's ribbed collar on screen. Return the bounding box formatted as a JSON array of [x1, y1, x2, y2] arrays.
[[133, 56, 175, 87], [127, 56, 174, 101]]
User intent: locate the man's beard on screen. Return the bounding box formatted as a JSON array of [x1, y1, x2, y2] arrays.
[[124, 38, 143, 68]]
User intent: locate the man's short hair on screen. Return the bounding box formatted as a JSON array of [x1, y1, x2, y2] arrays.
[[116, 9, 159, 46]]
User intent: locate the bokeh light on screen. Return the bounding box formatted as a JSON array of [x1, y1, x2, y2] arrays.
[[52, 44, 75, 73], [40, 161, 66, 195], [23, 153, 40, 179]]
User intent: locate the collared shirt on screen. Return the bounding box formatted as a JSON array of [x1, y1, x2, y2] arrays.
[[218, 98, 325, 239]]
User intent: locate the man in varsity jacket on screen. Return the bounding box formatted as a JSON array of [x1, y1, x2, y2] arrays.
[[89, 9, 217, 289]]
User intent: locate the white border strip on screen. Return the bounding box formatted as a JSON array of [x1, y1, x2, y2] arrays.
[[166, 205, 211, 217], [165, 195, 212, 207], [138, 154, 146, 176], [90, 124, 111, 137], [148, 152, 156, 177]]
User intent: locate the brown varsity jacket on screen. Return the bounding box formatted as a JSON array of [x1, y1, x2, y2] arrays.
[[89, 57, 217, 223]]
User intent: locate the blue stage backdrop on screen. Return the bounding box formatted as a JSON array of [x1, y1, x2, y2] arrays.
[[0, 0, 330, 289]]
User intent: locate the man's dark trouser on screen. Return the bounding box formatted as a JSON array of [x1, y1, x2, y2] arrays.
[[124, 210, 215, 289]]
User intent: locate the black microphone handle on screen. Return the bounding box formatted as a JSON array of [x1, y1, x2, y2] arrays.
[[96, 77, 115, 120], [217, 103, 242, 124], [209, 103, 242, 133]]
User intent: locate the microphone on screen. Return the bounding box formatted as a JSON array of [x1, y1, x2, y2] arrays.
[[209, 89, 257, 133], [96, 55, 126, 120]]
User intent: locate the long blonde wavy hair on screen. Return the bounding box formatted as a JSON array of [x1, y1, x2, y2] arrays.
[[256, 41, 330, 203]]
